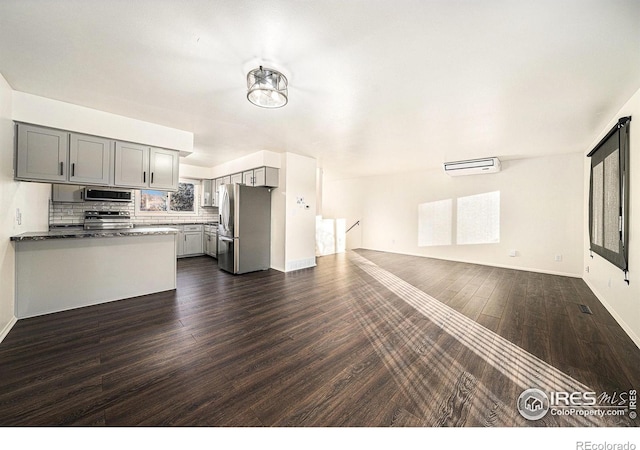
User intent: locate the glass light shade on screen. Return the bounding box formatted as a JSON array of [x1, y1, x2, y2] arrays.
[[247, 66, 288, 108]]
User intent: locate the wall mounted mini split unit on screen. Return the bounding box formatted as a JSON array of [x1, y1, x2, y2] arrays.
[[443, 157, 501, 176]]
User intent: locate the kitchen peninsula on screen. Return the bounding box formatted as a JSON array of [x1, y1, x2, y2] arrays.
[[11, 227, 178, 318]]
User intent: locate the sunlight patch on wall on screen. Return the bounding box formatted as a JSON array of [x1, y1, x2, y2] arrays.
[[418, 191, 500, 247], [457, 191, 500, 245], [418, 199, 453, 246]]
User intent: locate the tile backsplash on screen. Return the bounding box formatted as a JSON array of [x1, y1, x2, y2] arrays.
[[49, 190, 218, 227]]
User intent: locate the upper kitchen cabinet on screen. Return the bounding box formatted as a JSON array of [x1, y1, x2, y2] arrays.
[[69, 133, 113, 185], [201, 179, 214, 207], [243, 167, 279, 187], [15, 123, 69, 182], [149, 147, 179, 190], [114, 142, 179, 190], [15, 122, 180, 191], [15, 124, 113, 185], [114, 141, 149, 188]]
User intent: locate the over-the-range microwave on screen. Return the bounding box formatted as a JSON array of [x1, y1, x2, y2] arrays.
[[84, 187, 133, 202]]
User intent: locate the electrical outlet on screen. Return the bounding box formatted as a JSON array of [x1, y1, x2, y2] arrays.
[[508, 249, 517, 257], [585, 265, 590, 273], [554, 254, 563, 262], [15, 208, 22, 226]]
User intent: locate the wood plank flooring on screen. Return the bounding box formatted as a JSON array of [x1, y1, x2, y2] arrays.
[[0, 249, 639, 426]]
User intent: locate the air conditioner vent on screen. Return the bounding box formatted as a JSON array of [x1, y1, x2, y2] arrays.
[[443, 157, 501, 176]]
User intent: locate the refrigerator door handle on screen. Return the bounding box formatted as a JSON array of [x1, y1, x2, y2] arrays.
[[222, 188, 230, 233]]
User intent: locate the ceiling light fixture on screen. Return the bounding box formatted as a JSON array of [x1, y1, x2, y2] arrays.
[[247, 66, 288, 108]]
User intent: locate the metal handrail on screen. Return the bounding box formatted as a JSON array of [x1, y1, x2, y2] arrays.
[[346, 220, 360, 233]]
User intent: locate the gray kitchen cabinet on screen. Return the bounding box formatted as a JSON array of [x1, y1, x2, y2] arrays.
[[203, 225, 217, 257], [114, 141, 149, 188], [15, 123, 69, 182], [149, 147, 179, 190], [253, 167, 279, 187], [241, 167, 279, 187], [230, 173, 243, 184], [181, 224, 204, 257], [203, 230, 211, 256], [69, 133, 113, 185], [114, 143, 179, 190], [242, 170, 254, 185], [51, 184, 85, 202], [174, 225, 184, 256], [201, 179, 214, 207], [15, 123, 179, 191]]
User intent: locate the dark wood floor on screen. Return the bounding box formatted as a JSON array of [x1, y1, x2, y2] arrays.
[[1, 250, 638, 426]]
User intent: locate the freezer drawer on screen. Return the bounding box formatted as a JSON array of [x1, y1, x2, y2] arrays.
[[217, 235, 237, 273]]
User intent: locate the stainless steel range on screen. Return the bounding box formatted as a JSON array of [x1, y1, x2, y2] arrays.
[[83, 211, 133, 230]]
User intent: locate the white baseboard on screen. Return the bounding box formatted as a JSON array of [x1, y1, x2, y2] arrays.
[[583, 278, 640, 350], [0, 316, 17, 344], [285, 258, 317, 272]]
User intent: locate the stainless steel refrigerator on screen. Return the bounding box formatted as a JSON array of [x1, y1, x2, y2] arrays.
[[217, 183, 271, 274]]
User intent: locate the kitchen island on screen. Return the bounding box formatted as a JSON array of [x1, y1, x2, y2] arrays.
[[11, 227, 178, 318]]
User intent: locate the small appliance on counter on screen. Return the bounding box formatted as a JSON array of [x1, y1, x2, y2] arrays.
[[83, 211, 133, 230]]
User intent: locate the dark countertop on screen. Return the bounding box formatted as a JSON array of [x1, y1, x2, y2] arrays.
[[134, 222, 218, 227], [11, 227, 180, 242]]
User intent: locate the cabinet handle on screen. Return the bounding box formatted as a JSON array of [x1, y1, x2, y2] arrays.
[[143, 171, 146, 183], [151, 172, 154, 184], [71, 163, 75, 177], [60, 162, 64, 176]]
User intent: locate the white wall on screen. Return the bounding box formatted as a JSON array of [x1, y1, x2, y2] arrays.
[[283, 153, 317, 271], [179, 163, 214, 180], [211, 150, 281, 178], [270, 157, 287, 272], [323, 153, 584, 277], [583, 87, 640, 347], [0, 75, 50, 342], [322, 177, 364, 250], [270, 153, 317, 272]]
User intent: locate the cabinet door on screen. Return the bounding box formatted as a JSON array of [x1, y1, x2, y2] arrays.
[[51, 184, 84, 202], [150, 148, 179, 191], [175, 226, 184, 256], [242, 170, 254, 186], [16, 124, 69, 182], [203, 233, 210, 255], [69, 133, 112, 185], [230, 173, 243, 184], [184, 232, 204, 255], [114, 142, 149, 188], [201, 179, 213, 207], [214, 178, 224, 207], [253, 167, 279, 187]]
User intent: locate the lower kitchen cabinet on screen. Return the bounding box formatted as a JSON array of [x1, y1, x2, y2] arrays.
[[203, 224, 217, 258], [178, 224, 203, 257]]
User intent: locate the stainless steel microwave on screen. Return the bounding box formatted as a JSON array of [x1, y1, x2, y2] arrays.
[[84, 187, 133, 202]]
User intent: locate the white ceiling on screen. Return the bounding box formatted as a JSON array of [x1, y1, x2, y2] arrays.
[[1, 0, 639, 180]]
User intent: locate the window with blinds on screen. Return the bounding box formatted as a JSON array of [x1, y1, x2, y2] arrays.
[[588, 116, 631, 274]]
